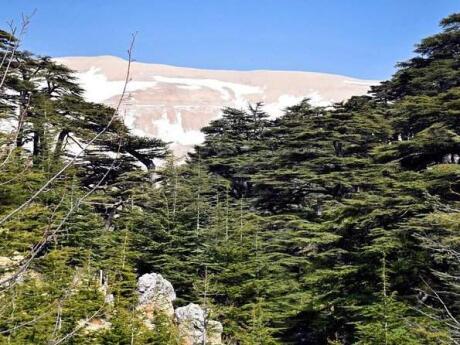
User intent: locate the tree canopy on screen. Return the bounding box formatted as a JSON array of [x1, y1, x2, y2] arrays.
[[0, 11, 459, 345]]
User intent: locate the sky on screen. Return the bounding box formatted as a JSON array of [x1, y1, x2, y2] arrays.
[[1, 1, 459, 80]]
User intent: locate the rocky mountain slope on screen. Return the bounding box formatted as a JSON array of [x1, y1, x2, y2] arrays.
[[56, 56, 376, 156]]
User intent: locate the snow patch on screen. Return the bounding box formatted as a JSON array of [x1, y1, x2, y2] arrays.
[[264, 92, 332, 118], [75, 67, 158, 103], [264, 94, 304, 117], [152, 109, 205, 146], [176, 84, 202, 91], [305, 91, 334, 107], [153, 76, 262, 102]]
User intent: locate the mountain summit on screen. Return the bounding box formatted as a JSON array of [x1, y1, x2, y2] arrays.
[[56, 56, 376, 155]]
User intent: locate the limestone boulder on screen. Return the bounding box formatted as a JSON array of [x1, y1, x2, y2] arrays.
[[137, 273, 176, 319], [207, 320, 223, 345], [175, 303, 223, 345], [175, 303, 205, 345]]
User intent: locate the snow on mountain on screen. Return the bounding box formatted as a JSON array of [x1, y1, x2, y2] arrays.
[[56, 56, 377, 156]]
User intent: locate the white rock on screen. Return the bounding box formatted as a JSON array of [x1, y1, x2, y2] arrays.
[[134, 273, 223, 343], [0, 257, 15, 269], [11, 252, 24, 263], [78, 318, 111, 333], [0, 253, 24, 270], [174, 304, 223, 344], [138, 273, 176, 305], [175, 303, 205, 327], [137, 273, 176, 318], [207, 320, 223, 345], [175, 303, 206, 345]]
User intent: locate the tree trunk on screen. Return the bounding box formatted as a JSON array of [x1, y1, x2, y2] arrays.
[[53, 129, 69, 161]]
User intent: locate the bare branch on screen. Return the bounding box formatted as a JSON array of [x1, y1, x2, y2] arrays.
[[0, 10, 36, 89], [0, 140, 122, 289], [0, 33, 136, 227], [48, 305, 105, 345]]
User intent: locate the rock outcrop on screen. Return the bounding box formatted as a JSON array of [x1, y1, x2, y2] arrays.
[[175, 303, 205, 344], [78, 272, 223, 343], [137, 272, 177, 318], [207, 320, 224, 345], [137, 273, 223, 344], [175, 303, 223, 345]]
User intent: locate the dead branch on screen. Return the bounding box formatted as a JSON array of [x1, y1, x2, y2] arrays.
[[0, 10, 36, 89], [0, 33, 136, 227], [48, 305, 105, 345], [0, 139, 122, 289]]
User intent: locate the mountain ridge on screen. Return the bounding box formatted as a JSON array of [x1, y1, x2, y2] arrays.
[[57, 55, 378, 79], [56, 55, 377, 156]]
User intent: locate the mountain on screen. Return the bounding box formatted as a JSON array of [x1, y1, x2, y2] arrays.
[[56, 56, 376, 156]]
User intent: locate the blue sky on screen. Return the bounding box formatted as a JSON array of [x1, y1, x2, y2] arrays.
[[2, 1, 459, 80]]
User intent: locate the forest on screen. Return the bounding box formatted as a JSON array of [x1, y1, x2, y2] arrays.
[[0, 12, 459, 345]]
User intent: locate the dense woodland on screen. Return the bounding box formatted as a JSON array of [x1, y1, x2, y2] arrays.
[[0, 12, 459, 345]]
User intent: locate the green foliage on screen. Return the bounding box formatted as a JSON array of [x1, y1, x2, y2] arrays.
[[0, 11, 459, 345], [355, 293, 450, 345]]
